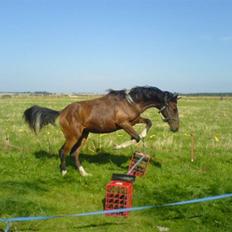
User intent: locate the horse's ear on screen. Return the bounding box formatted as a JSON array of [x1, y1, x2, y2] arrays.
[[164, 91, 179, 103], [172, 92, 181, 100], [172, 92, 178, 98]]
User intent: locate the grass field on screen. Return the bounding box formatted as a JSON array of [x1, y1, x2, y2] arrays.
[[0, 95, 231, 232]]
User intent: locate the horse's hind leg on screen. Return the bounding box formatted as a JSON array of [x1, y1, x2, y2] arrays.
[[71, 130, 90, 176], [59, 138, 76, 176]]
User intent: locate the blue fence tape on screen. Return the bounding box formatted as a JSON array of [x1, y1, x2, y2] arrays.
[[1, 193, 232, 231]]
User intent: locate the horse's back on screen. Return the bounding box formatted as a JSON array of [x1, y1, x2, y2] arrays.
[[59, 96, 118, 133]]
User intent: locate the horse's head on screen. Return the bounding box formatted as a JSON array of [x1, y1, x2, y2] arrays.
[[159, 92, 180, 132]]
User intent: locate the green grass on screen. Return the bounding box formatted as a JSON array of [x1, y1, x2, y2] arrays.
[[0, 96, 231, 231]]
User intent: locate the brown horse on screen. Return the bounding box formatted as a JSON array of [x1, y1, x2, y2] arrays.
[[24, 86, 180, 176]]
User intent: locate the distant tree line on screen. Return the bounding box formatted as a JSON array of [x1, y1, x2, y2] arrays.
[[31, 91, 54, 96], [180, 92, 232, 97], [1, 91, 232, 98]]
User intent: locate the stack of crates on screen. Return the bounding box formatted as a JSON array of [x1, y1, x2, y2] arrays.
[[105, 174, 135, 217], [128, 152, 150, 176]]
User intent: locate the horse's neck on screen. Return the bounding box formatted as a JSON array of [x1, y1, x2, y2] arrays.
[[136, 100, 161, 113]]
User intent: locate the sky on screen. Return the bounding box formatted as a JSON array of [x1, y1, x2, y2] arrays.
[[0, 0, 232, 93]]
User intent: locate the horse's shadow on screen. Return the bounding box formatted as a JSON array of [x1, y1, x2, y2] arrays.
[[34, 150, 128, 168], [81, 152, 128, 167], [34, 150, 58, 159], [34, 150, 162, 168]]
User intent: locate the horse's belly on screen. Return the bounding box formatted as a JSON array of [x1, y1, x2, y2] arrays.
[[87, 122, 118, 133], [89, 128, 119, 133]]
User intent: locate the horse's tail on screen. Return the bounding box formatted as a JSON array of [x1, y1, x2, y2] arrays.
[[23, 105, 60, 134]]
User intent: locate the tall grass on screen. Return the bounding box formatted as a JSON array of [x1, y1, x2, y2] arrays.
[[0, 96, 231, 231]]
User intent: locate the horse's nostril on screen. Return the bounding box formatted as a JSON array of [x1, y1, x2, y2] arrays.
[[171, 128, 178, 132]]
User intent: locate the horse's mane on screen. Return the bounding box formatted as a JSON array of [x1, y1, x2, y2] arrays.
[[107, 86, 175, 103], [107, 89, 127, 99], [129, 86, 162, 101]]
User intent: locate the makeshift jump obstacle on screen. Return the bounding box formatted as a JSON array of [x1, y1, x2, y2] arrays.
[[104, 152, 150, 217]]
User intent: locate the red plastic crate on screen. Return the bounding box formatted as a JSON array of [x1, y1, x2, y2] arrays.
[[105, 180, 133, 217], [128, 152, 150, 176]]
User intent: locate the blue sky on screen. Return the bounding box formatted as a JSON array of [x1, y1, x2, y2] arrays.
[[0, 0, 232, 93]]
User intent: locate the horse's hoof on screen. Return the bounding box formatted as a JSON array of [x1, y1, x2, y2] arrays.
[[82, 172, 92, 177], [114, 139, 137, 149], [79, 166, 92, 177], [61, 170, 67, 176], [80, 171, 92, 177], [114, 144, 122, 149]]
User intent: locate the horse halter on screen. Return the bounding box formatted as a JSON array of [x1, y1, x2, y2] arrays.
[[125, 90, 135, 104], [158, 105, 167, 114], [158, 104, 170, 122]]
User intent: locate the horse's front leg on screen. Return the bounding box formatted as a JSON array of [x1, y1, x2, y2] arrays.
[[115, 117, 152, 149], [115, 122, 141, 149], [138, 117, 152, 139]]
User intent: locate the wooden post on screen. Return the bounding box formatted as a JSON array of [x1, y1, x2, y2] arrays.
[[190, 132, 195, 162]]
